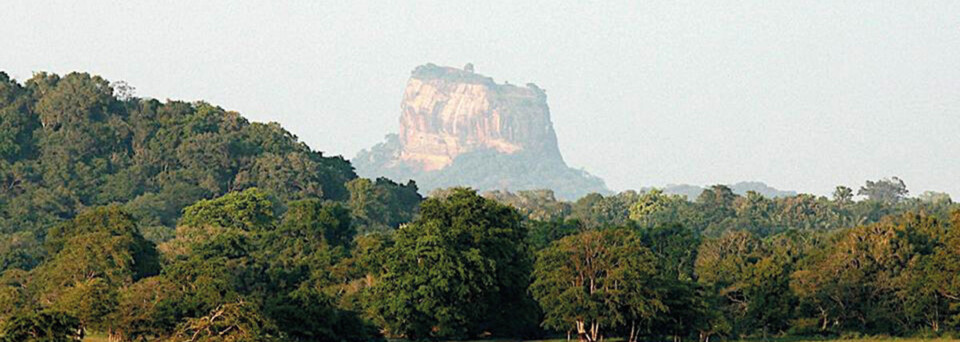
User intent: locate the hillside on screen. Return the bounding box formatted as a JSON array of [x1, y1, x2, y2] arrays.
[[0, 71, 360, 269]]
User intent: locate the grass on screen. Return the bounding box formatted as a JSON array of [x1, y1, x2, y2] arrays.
[[82, 332, 109, 341]]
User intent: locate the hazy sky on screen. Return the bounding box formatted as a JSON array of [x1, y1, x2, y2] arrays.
[[3, 1, 958, 198]]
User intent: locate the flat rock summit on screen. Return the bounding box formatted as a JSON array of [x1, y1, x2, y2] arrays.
[[354, 63, 609, 199]]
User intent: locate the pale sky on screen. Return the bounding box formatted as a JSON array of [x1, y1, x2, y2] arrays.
[[3, 1, 958, 198]]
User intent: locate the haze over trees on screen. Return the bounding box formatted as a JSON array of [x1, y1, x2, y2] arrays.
[[1, 72, 959, 342]]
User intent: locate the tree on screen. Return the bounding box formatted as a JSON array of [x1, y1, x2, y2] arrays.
[[483, 189, 571, 222], [697, 185, 737, 215], [919, 191, 952, 205], [30, 206, 159, 336], [527, 219, 580, 251], [46, 278, 115, 336], [172, 300, 278, 342], [629, 189, 689, 228], [277, 199, 353, 249], [531, 229, 664, 342], [0, 72, 38, 162], [0, 311, 83, 342], [695, 230, 798, 337], [791, 213, 942, 334], [571, 191, 640, 228], [368, 188, 533, 340], [833, 186, 854, 204], [907, 210, 960, 331], [346, 177, 421, 234], [637, 224, 709, 342], [110, 276, 179, 341], [179, 188, 276, 232], [858, 177, 908, 204]]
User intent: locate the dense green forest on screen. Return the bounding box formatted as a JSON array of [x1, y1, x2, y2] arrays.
[[1, 72, 959, 342]]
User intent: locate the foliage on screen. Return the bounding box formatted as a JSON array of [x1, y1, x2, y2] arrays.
[[171, 300, 278, 342], [0, 311, 83, 342], [0, 72, 355, 271], [531, 229, 665, 342], [368, 188, 534, 340], [858, 177, 909, 204], [346, 177, 421, 235], [3, 71, 960, 341]]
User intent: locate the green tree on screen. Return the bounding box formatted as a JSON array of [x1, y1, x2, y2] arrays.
[[791, 213, 942, 334], [368, 188, 532, 340], [179, 188, 276, 232], [833, 186, 854, 205], [531, 229, 664, 342], [636, 224, 710, 342], [30, 206, 159, 336], [0, 311, 83, 342], [277, 199, 353, 248], [858, 177, 908, 204], [110, 276, 179, 341], [172, 300, 278, 342], [346, 177, 421, 234], [0, 72, 38, 161]]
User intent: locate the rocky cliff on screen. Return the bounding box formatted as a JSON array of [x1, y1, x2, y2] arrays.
[[354, 64, 608, 200]]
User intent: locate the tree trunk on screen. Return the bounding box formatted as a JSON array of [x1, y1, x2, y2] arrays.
[[819, 306, 829, 331], [576, 320, 590, 342], [591, 322, 601, 342]]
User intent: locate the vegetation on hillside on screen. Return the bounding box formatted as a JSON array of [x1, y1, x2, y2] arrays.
[[1, 72, 959, 342]]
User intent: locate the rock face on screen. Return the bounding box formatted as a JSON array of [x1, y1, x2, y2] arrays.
[[397, 64, 561, 171], [354, 64, 608, 200]]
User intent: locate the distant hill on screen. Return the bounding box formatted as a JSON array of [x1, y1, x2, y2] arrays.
[[655, 181, 798, 199], [354, 64, 609, 200]]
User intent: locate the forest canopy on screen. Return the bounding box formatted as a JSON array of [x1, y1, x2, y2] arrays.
[[1, 72, 959, 342]]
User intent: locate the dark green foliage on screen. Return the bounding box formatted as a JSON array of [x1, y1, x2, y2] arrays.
[[368, 188, 535, 340], [26, 206, 160, 333], [695, 230, 804, 337], [0, 72, 356, 273], [277, 199, 354, 249], [0, 72, 38, 162], [0, 310, 83, 342], [636, 224, 710, 340], [264, 286, 380, 342], [3, 70, 960, 341], [526, 219, 580, 250], [125, 189, 381, 341], [346, 177, 422, 234], [571, 191, 640, 228]]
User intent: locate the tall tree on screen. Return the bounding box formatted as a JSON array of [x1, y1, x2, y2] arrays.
[[368, 188, 533, 340], [531, 229, 664, 342], [858, 177, 908, 204]]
